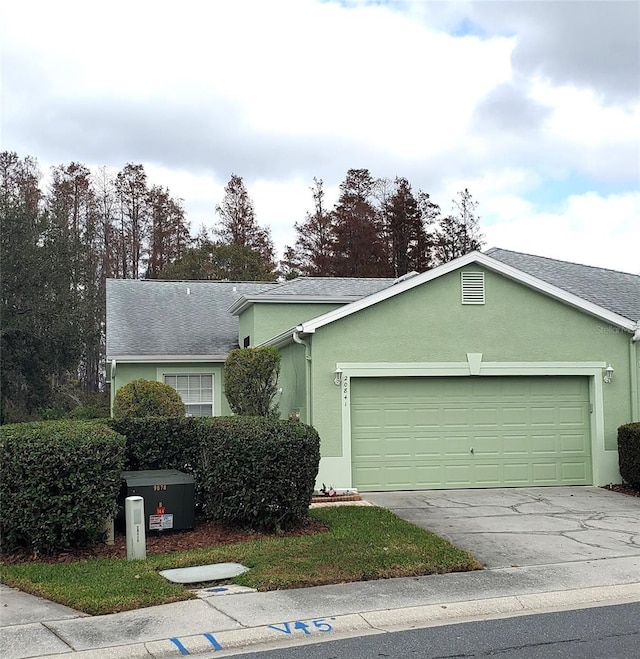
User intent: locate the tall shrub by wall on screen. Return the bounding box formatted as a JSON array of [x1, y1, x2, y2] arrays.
[[0, 421, 125, 554]]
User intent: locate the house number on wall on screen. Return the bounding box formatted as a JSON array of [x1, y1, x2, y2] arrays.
[[343, 374, 348, 407]]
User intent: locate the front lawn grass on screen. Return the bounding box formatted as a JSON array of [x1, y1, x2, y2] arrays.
[[0, 506, 481, 615]]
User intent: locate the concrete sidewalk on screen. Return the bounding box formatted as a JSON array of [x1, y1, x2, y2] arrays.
[[1, 487, 639, 658], [2, 562, 639, 659]]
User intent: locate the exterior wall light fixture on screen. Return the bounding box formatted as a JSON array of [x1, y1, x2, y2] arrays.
[[603, 364, 614, 384], [334, 367, 343, 386]]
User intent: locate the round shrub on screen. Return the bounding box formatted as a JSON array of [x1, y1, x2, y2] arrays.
[[113, 379, 185, 419]]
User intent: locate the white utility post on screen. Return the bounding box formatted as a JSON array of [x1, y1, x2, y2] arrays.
[[125, 495, 146, 560]]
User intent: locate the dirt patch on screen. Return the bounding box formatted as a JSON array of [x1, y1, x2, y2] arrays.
[[1, 516, 329, 565]]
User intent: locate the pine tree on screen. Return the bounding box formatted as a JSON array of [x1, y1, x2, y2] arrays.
[[331, 168, 386, 277], [115, 163, 149, 279], [145, 186, 191, 278], [0, 152, 51, 420], [384, 177, 431, 277]]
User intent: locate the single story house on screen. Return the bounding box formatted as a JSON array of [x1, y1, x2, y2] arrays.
[[106, 248, 640, 491]]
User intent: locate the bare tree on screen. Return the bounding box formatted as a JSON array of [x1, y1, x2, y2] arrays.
[[282, 177, 334, 276], [433, 188, 484, 264]]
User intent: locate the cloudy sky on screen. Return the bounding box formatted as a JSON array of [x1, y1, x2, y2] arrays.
[[2, 0, 639, 273]]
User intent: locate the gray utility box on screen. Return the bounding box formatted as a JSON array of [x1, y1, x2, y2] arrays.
[[118, 469, 195, 532]]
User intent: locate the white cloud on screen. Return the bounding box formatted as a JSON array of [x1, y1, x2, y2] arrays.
[[484, 191, 640, 274], [2, 0, 638, 275]]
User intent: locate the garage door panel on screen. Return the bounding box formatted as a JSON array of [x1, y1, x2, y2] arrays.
[[474, 435, 501, 455], [561, 461, 590, 482], [532, 462, 560, 482], [503, 434, 530, 455], [503, 462, 531, 484], [531, 433, 557, 454], [560, 433, 589, 453], [559, 405, 588, 425], [502, 407, 529, 426], [351, 376, 591, 490], [472, 407, 500, 426]]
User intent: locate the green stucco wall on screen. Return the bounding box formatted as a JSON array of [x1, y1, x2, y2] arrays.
[[238, 306, 255, 349], [277, 341, 308, 422], [240, 302, 343, 346], [308, 266, 636, 457]]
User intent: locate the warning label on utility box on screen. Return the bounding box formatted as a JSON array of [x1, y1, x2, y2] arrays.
[[149, 514, 174, 530]]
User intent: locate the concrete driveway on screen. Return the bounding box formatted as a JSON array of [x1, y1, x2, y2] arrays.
[[362, 486, 640, 569]]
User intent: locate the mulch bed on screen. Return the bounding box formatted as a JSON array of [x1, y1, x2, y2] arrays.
[[1, 516, 329, 565], [311, 493, 362, 503]]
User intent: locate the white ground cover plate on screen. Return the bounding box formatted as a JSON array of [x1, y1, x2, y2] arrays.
[[159, 563, 249, 584]]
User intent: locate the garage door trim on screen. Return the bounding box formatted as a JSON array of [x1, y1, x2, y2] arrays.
[[335, 357, 609, 487]]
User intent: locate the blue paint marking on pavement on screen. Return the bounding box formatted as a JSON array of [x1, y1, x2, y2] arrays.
[[207, 587, 229, 592], [204, 632, 223, 650], [169, 637, 190, 655]]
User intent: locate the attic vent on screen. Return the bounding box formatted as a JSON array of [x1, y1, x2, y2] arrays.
[[461, 271, 485, 304]]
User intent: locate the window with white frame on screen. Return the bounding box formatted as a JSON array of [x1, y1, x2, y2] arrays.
[[164, 374, 213, 417]]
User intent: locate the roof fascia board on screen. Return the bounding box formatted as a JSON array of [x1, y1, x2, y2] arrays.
[[298, 251, 635, 334], [258, 328, 298, 349], [229, 294, 364, 315], [107, 355, 228, 363]]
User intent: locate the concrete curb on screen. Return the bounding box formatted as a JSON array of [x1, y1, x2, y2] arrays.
[[34, 583, 640, 658]]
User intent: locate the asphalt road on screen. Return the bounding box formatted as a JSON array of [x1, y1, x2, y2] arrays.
[[213, 601, 640, 658]]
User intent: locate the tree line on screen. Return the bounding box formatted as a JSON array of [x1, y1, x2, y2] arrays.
[[0, 152, 483, 422]]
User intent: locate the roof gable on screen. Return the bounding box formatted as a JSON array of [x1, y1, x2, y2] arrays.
[[295, 251, 638, 336]]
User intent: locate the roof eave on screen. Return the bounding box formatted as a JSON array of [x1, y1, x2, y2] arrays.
[[257, 326, 302, 349], [229, 294, 363, 316], [107, 354, 229, 363]]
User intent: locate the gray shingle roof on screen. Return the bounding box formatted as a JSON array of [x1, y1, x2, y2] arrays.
[[253, 276, 396, 298], [486, 248, 640, 322], [106, 280, 276, 358]]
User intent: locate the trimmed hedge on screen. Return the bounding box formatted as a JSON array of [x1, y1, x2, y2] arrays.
[[0, 420, 125, 555], [109, 416, 207, 509], [198, 417, 320, 532], [109, 416, 320, 531], [110, 417, 202, 472], [618, 422, 640, 486], [113, 379, 185, 419]]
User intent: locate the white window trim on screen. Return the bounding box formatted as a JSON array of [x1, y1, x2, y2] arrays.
[[157, 366, 221, 417]]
